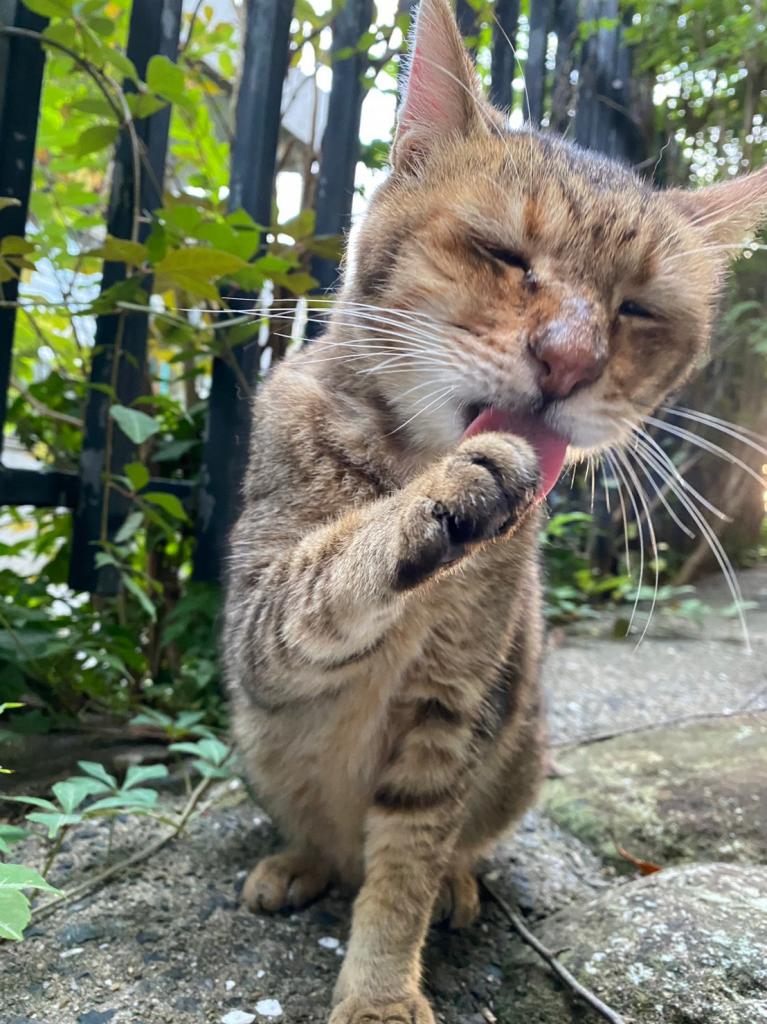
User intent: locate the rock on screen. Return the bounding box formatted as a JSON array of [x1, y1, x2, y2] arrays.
[[77, 1012, 117, 1024], [255, 1000, 283, 1019], [221, 1012, 256, 1024], [543, 715, 767, 869], [496, 863, 767, 1024]]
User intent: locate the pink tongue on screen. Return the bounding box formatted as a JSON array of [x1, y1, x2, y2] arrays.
[[463, 408, 569, 497]]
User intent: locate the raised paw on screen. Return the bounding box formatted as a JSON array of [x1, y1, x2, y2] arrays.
[[329, 994, 436, 1024], [243, 849, 330, 913], [432, 868, 480, 930], [396, 432, 540, 589]]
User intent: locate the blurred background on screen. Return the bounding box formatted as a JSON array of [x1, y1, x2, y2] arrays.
[[0, 0, 765, 736]]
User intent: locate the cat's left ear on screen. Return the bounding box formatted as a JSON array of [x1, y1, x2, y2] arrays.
[[391, 0, 490, 174], [668, 165, 767, 253]]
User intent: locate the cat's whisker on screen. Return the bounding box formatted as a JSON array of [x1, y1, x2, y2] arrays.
[[629, 436, 751, 653], [616, 447, 661, 647], [626, 434, 696, 540], [600, 462, 612, 515], [607, 450, 645, 637], [643, 414, 765, 489], [661, 405, 767, 457], [385, 384, 457, 438], [626, 421, 729, 522]]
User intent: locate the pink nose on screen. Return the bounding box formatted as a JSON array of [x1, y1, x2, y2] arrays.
[[529, 301, 606, 401]]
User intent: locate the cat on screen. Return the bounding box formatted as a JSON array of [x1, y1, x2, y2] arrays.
[[222, 0, 767, 1020]]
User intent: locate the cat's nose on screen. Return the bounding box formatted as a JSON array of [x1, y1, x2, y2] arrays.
[[529, 302, 607, 401]]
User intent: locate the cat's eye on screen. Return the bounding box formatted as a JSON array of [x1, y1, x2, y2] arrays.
[[618, 299, 654, 319], [478, 243, 530, 274]]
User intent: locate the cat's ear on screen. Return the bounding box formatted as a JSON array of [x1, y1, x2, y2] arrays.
[[391, 0, 487, 173], [668, 166, 767, 253]]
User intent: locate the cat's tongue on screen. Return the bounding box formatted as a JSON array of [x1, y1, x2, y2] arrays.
[[463, 408, 569, 497]]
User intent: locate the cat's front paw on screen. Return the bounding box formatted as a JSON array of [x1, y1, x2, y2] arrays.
[[395, 433, 539, 589], [329, 994, 436, 1024]]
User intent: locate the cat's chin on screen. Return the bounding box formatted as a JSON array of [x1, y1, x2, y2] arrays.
[[462, 406, 570, 497]]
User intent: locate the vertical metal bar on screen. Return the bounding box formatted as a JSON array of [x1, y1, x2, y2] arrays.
[[550, 0, 578, 134], [489, 0, 520, 112], [309, 0, 374, 295], [69, 0, 183, 593], [526, 0, 554, 126], [0, 1, 47, 461], [192, 0, 294, 584]]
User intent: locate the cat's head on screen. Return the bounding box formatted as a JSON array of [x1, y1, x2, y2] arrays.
[[342, 0, 767, 466]]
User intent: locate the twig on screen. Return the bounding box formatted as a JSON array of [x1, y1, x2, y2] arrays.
[[480, 877, 628, 1024], [553, 706, 767, 751], [31, 776, 213, 922], [11, 376, 83, 429]]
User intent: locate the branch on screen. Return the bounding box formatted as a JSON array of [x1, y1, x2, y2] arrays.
[[31, 776, 213, 922], [480, 877, 628, 1024], [11, 376, 83, 429], [553, 706, 766, 751]]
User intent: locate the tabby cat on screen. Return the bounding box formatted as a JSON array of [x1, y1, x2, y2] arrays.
[[223, 0, 767, 1019]]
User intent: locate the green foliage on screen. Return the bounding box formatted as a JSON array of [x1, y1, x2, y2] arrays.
[[0, 863, 61, 942]]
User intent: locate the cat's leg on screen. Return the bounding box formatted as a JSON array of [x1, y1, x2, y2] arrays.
[[226, 432, 540, 711], [243, 843, 331, 913], [330, 780, 462, 1020]]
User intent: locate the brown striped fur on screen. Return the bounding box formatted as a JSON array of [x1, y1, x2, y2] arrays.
[[223, 1, 767, 1019]]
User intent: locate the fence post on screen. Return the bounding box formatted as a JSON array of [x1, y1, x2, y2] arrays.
[[309, 0, 374, 295], [489, 0, 520, 113], [68, 0, 183, 594], [0, 1, 48, 464], [192, 0, 294, 584], [526, 0, 555, 126]]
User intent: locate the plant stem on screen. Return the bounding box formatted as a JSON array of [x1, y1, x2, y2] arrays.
[[42, 827, 68, 879], [32, 777, 212, 922]]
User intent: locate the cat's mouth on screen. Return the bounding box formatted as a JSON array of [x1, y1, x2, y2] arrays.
[[462, 406, 570, 497]]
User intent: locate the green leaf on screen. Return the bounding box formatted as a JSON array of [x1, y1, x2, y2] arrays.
[[90, 236, 149, 266], [25, 811, 82, 839], [142, 491, 188, 522], [126, 93, 168, 120], [21, 0, 74, 15], [0, 825, 29, 855], [155, 247, 248, 295], [52, 777, 105, 813], [0, 889, 30, 942], [167, 740, 205, 758], [123, 763, 168, 789], [76, 761, 117, 789], [124, 461, 150, 491], [1, 795, 57, 812], [146, 55, 186, 102], [114, 509, 144, 545], [122, 575, 157, 621], [86, 788, 158, 813], [0, 863, 61, 894], [196, 737, 230, 766], [109, 405, 162, 445], [68, 123, 119, 158], [1, 236, 34, 256]]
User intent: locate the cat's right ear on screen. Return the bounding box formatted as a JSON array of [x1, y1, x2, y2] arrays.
[[391, 0, 486, 173]]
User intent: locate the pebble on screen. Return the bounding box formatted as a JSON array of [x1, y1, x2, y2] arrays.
[[255, 999, 283, 1018], [225, 979, 236, 991], [318, 936, 340, 949], [220, 1012, 256, 1024], [60, 948, 86, 959]]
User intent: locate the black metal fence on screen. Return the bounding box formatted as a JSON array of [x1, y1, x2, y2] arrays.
[[0, 0, 636, 593]]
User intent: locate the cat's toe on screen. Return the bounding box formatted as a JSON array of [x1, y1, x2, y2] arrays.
[[329, 995, 435, 1024], [432, 869, 480, 930], [243, 849, 330, 913]]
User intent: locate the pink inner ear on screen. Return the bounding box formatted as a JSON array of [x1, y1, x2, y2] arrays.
[[402, 55, 449, 126]]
